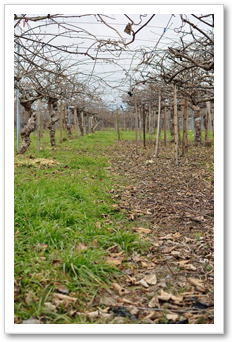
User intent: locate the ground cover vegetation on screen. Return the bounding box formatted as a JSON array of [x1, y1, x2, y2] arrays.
[[15, 131, 148, 323]]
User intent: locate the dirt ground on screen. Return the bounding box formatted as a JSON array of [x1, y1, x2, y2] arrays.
[[89, 141, 214, 324]]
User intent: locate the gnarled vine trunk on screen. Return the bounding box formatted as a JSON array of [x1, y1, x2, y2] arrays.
[[182, 98, 188, 156], [173, 85, 179, 165], [76, 107, 84, 136], [163, 106, 167, 146], [170, 107, 174, 143], [154, 94, 161, 157], [193, 105, 202, 145], [204, 101, 212, 145], [18, 101, 37, 154], [48, 98, 59, 146]]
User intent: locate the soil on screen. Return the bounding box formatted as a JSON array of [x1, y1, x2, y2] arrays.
[[90, 141, 214, 324]]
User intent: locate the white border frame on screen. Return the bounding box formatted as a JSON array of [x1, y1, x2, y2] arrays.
[[4, 3, 224, 334]]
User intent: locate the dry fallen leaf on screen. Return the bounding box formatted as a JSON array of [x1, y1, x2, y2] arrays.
[[163, 246, 176, 253], [99, 296, 117, 306], [159, 234, 173, 240], [126, 275, 137, 285], [22, 318, 41, 324], [140, 261, 148, 268], [106, 256, 123, 265], [75, 243, 88, 252], [129, 213, 135, 220], [166, 313, 179, 322], [143, 311, 162, 321], [159, 233, 179, 240], [185, 237, 195, 243], [143, 273, 157, 285], [145, 159, 154, 165], [112, 204, 120, 210], [91, 239, 98, 248], [170, 294, 183, 304], [146, 209, 152, 215], [158, 281, 167, 288], [112, 282, 128, 296], [14, 280, 20, 297], [107, 245, 120, 253], [137, 279, 149, 288], [44, 302, 57, 312], [178, 260, 190, 266], [158, 290, 172, 301], [120, 298, 138, 305], [133, 227, 152, 234], [132, 254, 143, 262], [25, 292, 37, 305], [127, 306, 139, 316], [95, 222, 101, 229], [55, 285, 69, 295], [157, 290, 183, 304], [52, 293, 77, 307], [86, 310, 113, 321], [52, 258, 61, 265], [35, 243, 48, 251], [177, 260, 197, 271], [188, 278, 205, 292], [186, 214, 205, 222], [111, 317, 127, 324], [86, 310, 100, 319], [148, 295, 159, 308], [181, 264, 197, 271], [171, 250, 181, 257]]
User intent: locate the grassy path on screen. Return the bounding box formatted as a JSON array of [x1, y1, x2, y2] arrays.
[[14, 131, 145, 323]]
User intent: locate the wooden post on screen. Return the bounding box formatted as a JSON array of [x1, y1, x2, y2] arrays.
[[115, 111, 121, 141], [148, 103, 153, 141], [138, 106, 142, 140], [81, 111, 85, 135], [76, 108, 84, 136], [206, 101, 212, 142], [64, 106, 72, 136], [135, 99, 138, 145], [173, 85, 179, 165], [193, 105, 202, 145], [163, 105, 167, 146], [48, 100, 57, 147], [170, 106, 174, 143], [59, 104, 63, 143], [123, 110, 126, 131], [73, 107, 79, 137], [36, 111, 41, 152], [178, 114, 181, 143], [182, 98, 188, 156], [142, 104, 146, 148], [89, 116, 93, 133], [154, 93, 161, 157]]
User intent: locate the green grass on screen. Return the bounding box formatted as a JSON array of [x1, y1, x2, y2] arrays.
[[14, 130, 148, 323], [14, 128, 213, 323], [112, 128, 213, 144]]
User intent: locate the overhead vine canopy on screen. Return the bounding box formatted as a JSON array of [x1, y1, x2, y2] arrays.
[[14, 14, 214, 106]]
